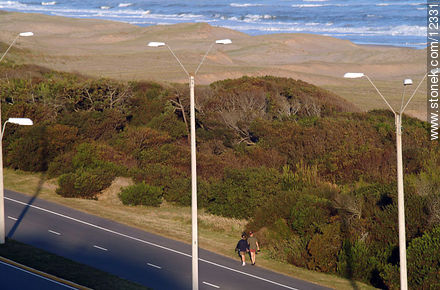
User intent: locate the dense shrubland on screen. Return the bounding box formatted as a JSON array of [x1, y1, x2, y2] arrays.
[[1, 63, 439, 289]]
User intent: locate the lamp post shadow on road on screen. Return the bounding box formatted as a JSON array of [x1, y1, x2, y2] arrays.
[[0, 32, 34, 245], [344, 71, 431, 290], [148, 39, 232, 290], [0, 118, 34, 244]]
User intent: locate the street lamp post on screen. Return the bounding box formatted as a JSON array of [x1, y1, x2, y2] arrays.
[[344, 72, 429, 290], [0, 32, 34, 63], [0, 32, 34, 244], [148, 39, 232, 290], [0, 118, 33, 244]]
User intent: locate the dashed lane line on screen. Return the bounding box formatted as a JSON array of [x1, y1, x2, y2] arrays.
[[7, 216, 17, 221], [48, 230, 61, 236], [203, 281, 220, 288], [93, 245, 108, 251], [147, 263, 162, 269]]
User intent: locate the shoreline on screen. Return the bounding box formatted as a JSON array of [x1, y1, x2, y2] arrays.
[[0, 5, 426, 50]]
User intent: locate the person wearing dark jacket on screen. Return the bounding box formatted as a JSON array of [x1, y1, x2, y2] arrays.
[[236, 234, 249, 266]]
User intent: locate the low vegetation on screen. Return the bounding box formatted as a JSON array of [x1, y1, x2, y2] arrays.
[[1, 63, 439, 289]]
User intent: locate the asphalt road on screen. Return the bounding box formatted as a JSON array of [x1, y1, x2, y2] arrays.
[[0, 260, 76, 290], [4, 190, 330, 290]]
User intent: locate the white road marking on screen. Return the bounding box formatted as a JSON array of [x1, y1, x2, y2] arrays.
[[147, 263, 161, 269], [7, 216, 17, 221], [203, 281, 220, 288], [93, 245, 108, 251], [5, 196, 300, 290], [48, 230, 61, 236], [199, 258, 299, 290], [0, 260, 77, 289]]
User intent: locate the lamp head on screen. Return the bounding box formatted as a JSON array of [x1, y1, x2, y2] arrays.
[[344, 72, 365, 79], [7, 118, 33, 126], [215, 39, 232, 45], [19, 32, 33, 37], [148, 42, 166, 47], [403, 79, 413, 86]]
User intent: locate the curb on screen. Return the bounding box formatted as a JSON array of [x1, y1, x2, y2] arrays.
[[0, 256, 91, 290]]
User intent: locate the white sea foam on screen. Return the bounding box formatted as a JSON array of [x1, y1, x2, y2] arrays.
[[41, 1, 56, 6], [292, 3, 347, 8], [0, 1, 27, 9], [221, 23, 426, 38], [118, 3, 133, 8], [292, 4, 324, 8], [230, 3, 264, 7], [100, 6, 111, 10]]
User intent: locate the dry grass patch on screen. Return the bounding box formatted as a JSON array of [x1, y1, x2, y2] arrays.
[[98, 176, 134, 205]]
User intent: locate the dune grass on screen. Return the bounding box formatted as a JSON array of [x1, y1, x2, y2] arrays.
[[4, 169, 375, 290]]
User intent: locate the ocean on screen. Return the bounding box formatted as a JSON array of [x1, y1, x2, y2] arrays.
[[0, 0, 427, 48]]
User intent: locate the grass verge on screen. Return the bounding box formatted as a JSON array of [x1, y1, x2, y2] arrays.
[[0, 238, 148, 290], [4, 169, 375, 290]]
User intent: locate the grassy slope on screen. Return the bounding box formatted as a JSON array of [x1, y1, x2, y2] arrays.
[[4, 169, 375, 290]]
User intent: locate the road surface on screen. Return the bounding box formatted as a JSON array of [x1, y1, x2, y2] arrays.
[[5, 190, 329, 290], [0, 260, 77, 290]]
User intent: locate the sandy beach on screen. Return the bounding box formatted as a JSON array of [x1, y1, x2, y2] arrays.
[[0, 11, 427, 118]]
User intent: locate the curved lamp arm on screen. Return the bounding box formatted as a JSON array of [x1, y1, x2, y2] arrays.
[[1, 118, 34, 140], [148, 39, 232, 77], [0, 32, 33, 63]]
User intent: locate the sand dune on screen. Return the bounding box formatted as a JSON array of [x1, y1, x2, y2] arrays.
[[0, 11, 427, 117]]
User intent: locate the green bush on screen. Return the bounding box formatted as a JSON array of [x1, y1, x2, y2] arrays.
[[306, 222, 342, 272], [59, 109, 126, 141], [259, 219, 307, 267], [148, 102, 187, 139], [288, 194, 333, 237], [71, 143, 127, 176], [383, 226, 440, 289], [163, 177, 191, 206], [337, 240, 377, 284], [6, 125, 48, 172], [161, 177, 210, 207], [119, 182, 163, 207], [206, 167, 282, 219], [47, 151, 75, 178], [56, 167, 115, 199]]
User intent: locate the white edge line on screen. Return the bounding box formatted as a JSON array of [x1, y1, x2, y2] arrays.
[[147, 263, 162, 269], [0, 260, 77, 290], [200, 258, 299, 290], [7, 216, 17, 221], [93, 245, 108, 251], [202, 281, 220, 288], [5, 196, 299, 290], [48, 230, 61, 236]]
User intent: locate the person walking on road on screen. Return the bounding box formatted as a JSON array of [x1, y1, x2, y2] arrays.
[[247, 231, 260, 265], [236, 233, 249, 266]]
